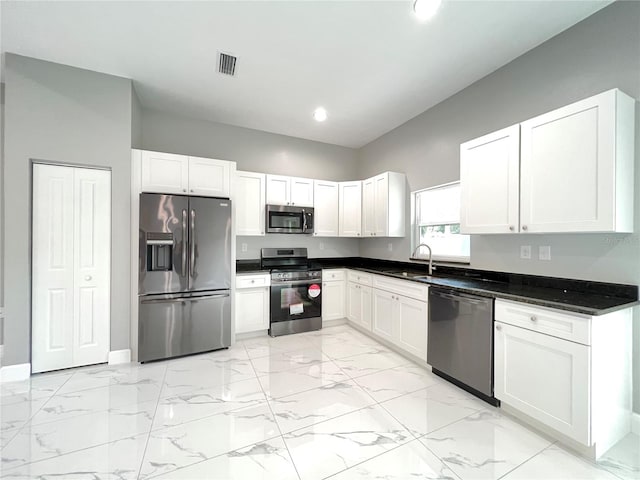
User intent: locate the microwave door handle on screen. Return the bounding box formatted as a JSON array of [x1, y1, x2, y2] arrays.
[[181, 209, 188, 277], [302, 209, 307, 232]]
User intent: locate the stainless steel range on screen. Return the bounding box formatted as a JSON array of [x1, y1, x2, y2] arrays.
[[261, 248, 322, 337]]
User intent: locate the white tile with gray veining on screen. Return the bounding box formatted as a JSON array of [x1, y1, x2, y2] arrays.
[[420, 409, 553, 480], [250, 347, 328, 375], [332, 349, 411, 379], [258, 359, 350, 399], [268, 379, 376, 433], [1, 400, 156, 470], [0, 433, 149, 480], [139, 402, 280, 479], [598, 433, 640, 480], [353, 363, 443, 402], [502, 444, 621, 480], [283, 403, 412, 480], [328, 438, 462, 480], [153, 377, 266, 429], [151, 436, 299, 480]]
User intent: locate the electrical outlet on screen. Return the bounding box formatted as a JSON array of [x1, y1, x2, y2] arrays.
[[520, 245, 531, 259], [241, 243, 247, 253], [388, 243, 393, 252], [539, 246, 551, 261], [319, 242, 325, 251]]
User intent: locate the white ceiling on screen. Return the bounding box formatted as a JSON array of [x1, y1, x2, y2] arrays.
[[1, 1, 611, 148]]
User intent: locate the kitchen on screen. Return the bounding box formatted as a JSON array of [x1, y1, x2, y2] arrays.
[[1, 1, 640, 479]]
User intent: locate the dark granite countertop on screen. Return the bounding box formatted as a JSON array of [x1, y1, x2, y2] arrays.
[[237, 257, 638, 316]]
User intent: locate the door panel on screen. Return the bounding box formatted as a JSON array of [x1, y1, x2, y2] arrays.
[[141, 151, 188, 194], [188, 197, 232, 292], [372, 289, 394, 343], [188, 157, 231, 197], [235, 171, 265, 236], [374, 174, 388, 236], [339, 182, 362, 237], [33, 165, 75, 373], [32, 164, 110, 373]]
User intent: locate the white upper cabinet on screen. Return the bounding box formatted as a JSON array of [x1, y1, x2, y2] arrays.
[[188, 156, 232, 197], [141, 150, 233, 198], [266, 174, 314, 207], [460, 89, 635, 234], [520, 89, 634, 233], [313, 180, 339, 236], [362, 172, 406, 237], [460, 125, 520, 234], [141, 151, 189, 194], [235, 171, 266, 236], [339, 181, 362, 237]]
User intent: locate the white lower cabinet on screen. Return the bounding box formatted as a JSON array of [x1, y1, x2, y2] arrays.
[[235, 274, 270, 334], [347, 280, 372, 331], [372, 289, 427, 361], [322, 269, 345, 322], [494, 299, 632, 459], [495, 321, 589, 444]]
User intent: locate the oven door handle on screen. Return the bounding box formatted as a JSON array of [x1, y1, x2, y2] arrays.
[[271, 279, 321, 286]]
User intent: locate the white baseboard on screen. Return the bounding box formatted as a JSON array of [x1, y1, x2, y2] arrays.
[[108, 349, 132, 365], [0, 363, 31, 383], [632, 412, 640, 435]]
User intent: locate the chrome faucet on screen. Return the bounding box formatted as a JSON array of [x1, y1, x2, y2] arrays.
[[410, 243, 434, 276]]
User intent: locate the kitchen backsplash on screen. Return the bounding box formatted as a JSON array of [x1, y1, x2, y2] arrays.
[[236, 235, 360, 260]]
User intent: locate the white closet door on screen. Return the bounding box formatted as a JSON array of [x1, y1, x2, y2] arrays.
[[32, 164, 111, 373], [32, 165, 75, 372], [72, 168, 111, 367]]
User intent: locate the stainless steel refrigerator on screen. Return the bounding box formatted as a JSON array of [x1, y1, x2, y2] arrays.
[[138, 193, 231, 362]]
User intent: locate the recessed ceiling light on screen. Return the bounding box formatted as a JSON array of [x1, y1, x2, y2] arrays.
[[313, 107, 328, 122], [413, 0, 441, 21]]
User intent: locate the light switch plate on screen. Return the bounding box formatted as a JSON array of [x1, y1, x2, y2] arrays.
[[520, 245, 531, 259], [241, 243, 248, 253], [388, 243, 393, 252], [539, 246, 551, 261], [319, 242, 325, 250]]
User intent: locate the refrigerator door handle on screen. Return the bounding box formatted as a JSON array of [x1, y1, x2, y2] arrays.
[[181, 209, 188, 277], [190, 208, 196, 279], [141, 297, 186, 305], [191, 293, 230, 301]]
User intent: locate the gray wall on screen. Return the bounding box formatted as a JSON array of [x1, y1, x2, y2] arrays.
[[3, 54, 132, 366], [141, 108, 360, 181], [357, 1, 640, 411], [131, 85, 142, 149]]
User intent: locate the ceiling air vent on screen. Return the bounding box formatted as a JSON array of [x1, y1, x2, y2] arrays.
[[218, 52, 237, 76]]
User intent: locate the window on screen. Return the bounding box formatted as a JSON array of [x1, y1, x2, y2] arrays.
[[413, 182, 470, 263]]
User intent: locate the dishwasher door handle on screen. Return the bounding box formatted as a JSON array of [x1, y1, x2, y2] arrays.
[[430, 289, 492, 306]]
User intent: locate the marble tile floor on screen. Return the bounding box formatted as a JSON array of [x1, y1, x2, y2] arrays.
[[0, 323, 638, 479]]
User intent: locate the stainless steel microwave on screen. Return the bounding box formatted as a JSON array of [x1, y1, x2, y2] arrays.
[[266, 205, 314, 234]]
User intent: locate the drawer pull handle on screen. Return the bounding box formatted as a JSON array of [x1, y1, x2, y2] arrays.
[[530, 316, 537, 322], [496, 324, 502, 331]]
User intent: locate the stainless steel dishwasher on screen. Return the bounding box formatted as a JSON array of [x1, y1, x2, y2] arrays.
[[428, 287, 499, 406]]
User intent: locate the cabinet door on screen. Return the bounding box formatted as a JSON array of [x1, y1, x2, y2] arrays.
[[188, 157, 231, 197], [396, 295, 428, 361], [360, 286, 372, 331], [520, 89, 625, 233], [339, 181, 362, 237], [236, 171, 266, 236], [141, 151, 188, 194], [266, 174, 290, 205], [314, 180, 339, 236], [362, 178, 376, 237], [290, 177, 314, 207], [460, 125, 520, 234], [373, 174, 388, 236], [322, 281, 345, 321], [235, 287, 270, 334], [347, 282, 362, 324], [372, 289, 395, 344], [495, 322, 590, 444]]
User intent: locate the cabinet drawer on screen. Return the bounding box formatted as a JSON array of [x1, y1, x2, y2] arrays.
[[373, 274, 428, 302], [323, 269, 345, 282], [236, 274, 270, 289], [348, 270, 372, 286], [495, 299, 590, 345]]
